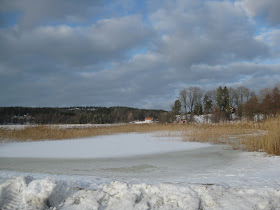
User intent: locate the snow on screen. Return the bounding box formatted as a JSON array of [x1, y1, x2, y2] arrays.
[[0, 133, 210, 158], [1, 177, 280, 209], [183, 114, 212, 123], [0, 123, 123, 130], [254, 114, 265, 122], [193, 115, 212, 123], [23, 177, 57, 209], [0, 125, 31, 130], [1, 132, 280, 209], [133, 120, 153, 124]]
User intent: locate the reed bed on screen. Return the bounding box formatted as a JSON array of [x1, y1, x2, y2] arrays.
[[181, 121, 260, 150], [0, 122, 257, 145], [239, 116, 280, 155], [181, 116, 280, 155], [0, 123, 186, 142], [0, 116, 279, 155]]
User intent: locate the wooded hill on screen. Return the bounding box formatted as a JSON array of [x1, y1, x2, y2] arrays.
[[0, 106, 166, 125]]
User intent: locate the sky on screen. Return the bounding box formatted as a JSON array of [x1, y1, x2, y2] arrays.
[[0, 0, 280, 110]]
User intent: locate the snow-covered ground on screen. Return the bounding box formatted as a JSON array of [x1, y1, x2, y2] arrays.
[[192, 115, 212, 123], [0, 132, 280, 209], [0, 123, 123, 130]]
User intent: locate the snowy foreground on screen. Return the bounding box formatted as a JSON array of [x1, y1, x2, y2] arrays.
[[0, 133, 280, 209]]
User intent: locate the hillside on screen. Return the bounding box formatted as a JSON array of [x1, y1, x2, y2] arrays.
[[0, 106, 166, 125]]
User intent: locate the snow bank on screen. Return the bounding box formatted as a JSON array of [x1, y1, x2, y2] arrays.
[[1, 177, 280, 210], [24, 177, 57, 209]]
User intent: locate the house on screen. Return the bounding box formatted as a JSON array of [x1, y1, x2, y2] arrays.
[[145, 117, 154, 122]]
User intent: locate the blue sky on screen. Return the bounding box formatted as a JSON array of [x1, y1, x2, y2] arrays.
[[0, 0, 280, 109]]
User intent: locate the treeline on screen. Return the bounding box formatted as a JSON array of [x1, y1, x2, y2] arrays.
[[0, 106, 166, 125], [170, 84, 280, 122]]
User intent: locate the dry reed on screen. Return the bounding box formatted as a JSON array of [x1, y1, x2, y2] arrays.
[[1, 116, 279, 155], [0, 124, 186, 142], [182, 122, 257, 148], [239, 116, 280, 155]]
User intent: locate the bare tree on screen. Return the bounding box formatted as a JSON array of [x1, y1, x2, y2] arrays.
[[228, 87, 236, 107], [186, 86, 203, 113], [205, 89, 217, 105], [259, 87, 272, 102], [275, 82, 280, 90], [234, 86, 251, 106], [179, 89, 187, 114]]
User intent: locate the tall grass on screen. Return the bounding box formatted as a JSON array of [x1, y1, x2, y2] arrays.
[[182, 116, 280, 155], [0, 122, 256, 146], [0, 124, 186, 142], [239, 116, 280, 155], [183, 121, 258, 149], [1, 116, 279, 155]]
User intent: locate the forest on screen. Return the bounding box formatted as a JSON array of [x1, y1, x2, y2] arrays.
[[0, 106, 166, 125], [170, 84, 280, 122], [1, 85, 279, 125]]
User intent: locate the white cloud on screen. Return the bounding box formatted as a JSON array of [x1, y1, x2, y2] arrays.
[[256, 29, 280, 57], [0, 0, 104, 28], [238, 0, 280, 25], [0, 0, 279, 109], [151, 0, 268, 68], [0, 15, 153, 68]]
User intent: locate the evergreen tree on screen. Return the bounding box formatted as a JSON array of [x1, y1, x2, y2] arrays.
[[216, 87, 223, 109], [216, 86, 229, 111], [172, 100, 181, 115], [203, 95, 213, 114], [222, 87, 229, 111], [194, 103, 203, 115]]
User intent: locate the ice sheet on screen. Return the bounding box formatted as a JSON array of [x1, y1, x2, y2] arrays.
[[0, 132, 211, 158]]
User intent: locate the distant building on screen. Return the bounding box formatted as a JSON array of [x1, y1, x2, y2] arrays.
[[145, 117, 154, 122]]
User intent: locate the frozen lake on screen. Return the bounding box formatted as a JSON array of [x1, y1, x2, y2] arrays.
[[1, 133, 280, 209], [0, 132, 210, 158], [0, 132, 279, 187]]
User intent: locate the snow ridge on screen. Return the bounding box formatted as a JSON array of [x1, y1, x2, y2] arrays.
[[1, 177, 280, 210], [0, 177, 33, 210]]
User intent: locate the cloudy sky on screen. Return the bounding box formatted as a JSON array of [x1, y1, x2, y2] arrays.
[[0, 0, 280, 110]]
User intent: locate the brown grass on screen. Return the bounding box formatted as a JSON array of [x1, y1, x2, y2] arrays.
[[239, 116, 280, 155], [0, 124, 187, 142], [182, 116, 280, 155], [181, 121, 259, 150], [1, 116, 279, 155]]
